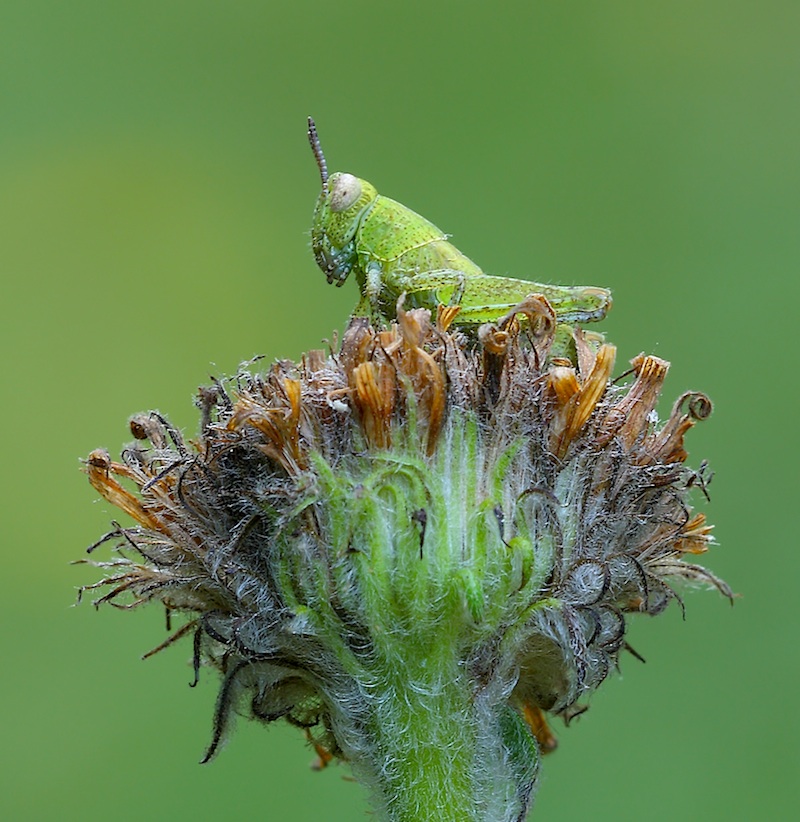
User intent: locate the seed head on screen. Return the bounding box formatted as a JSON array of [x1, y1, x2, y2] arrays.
[[80, 300, 730, 820]]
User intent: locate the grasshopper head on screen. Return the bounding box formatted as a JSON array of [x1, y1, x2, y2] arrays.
[[311, 172, 378, 286], [308, 118, 378, 286]]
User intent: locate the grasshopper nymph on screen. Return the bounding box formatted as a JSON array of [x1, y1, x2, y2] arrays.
[[308, 117, 611, 335]]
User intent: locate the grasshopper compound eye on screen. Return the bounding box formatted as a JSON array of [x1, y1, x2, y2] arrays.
[[329, 173, 362, 212]]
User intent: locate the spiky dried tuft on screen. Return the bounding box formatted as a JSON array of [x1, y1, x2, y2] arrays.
[[80, 300, 730, 820]]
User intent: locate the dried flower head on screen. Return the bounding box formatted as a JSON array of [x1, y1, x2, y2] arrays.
[[80, 300, 730, 821]]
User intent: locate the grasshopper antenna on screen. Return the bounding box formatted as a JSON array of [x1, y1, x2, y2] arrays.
[[307, 117, 329, 196]]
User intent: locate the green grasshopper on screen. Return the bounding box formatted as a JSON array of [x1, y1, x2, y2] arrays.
[[308, 117, 611, 335]]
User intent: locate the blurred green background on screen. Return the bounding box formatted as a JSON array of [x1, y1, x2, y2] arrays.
[[2, 1, 797, 819]]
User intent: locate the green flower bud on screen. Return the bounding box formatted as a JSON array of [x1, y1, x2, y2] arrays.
[[80, 303, 730, 821]]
